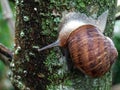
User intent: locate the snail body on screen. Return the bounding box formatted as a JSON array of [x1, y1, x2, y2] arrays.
[[38, 10, 118, 77]]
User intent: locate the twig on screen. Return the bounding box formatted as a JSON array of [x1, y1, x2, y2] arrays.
[[0, 43, 13, 65], [0, 0, 15, 41]]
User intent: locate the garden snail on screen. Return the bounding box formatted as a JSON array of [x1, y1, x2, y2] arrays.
[[38, 10, 118, 77]]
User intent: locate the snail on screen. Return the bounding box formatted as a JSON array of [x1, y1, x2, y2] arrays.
[[38, 10, 118, 77]]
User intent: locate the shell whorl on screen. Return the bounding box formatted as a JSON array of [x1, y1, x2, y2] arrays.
[[58, 12, 87, 47], [67, 25, 118, 77], [58, 10, 108, 47], [58, 20, 86, 47]]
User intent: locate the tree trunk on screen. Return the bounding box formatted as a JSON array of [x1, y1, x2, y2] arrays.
[[12, 0, 117, 90]]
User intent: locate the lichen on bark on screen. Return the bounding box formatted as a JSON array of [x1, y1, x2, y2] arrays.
[[12, 0, 117, 90]]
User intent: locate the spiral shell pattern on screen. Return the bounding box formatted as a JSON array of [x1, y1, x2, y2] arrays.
[[67, 25, 118, 77]]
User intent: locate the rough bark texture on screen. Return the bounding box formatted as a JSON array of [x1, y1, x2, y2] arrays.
[[12, 0, 117, 90]]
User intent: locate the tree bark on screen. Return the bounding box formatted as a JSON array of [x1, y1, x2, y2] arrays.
[[12, 0, 117, 90]]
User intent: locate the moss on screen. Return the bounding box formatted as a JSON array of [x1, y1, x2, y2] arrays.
[[29, 52, 35, 57], [41, 0, 116, 90], [14, 46, 21, 55], [20, 31, 25, 38], [44, 50, 73, 89], [40, 0, 116, 41], [14, 0, 116, 89], [32, 45, 39, 49], [25, 53, 30, 62], [23, 16, 29, 22]]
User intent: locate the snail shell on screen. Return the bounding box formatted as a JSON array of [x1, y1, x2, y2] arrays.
[[38, 10, 118, 77], [67, 25, 118, 77]]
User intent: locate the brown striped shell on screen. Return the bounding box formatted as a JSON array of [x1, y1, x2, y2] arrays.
[[67, 25, 118, 77], [38, 11, 118, 77]]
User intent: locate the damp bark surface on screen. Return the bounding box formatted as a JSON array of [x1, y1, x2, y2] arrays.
[[13, 0, 117, 90]]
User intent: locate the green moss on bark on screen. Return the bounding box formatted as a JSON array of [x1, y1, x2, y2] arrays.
[[13, 0, 117, 90], [41, 0, 117, 90]]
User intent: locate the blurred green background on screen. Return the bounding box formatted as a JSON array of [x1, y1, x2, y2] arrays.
[[0, 1, 14, 90], [0, 0, 120, 90], [112, 20, 120, 85]]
